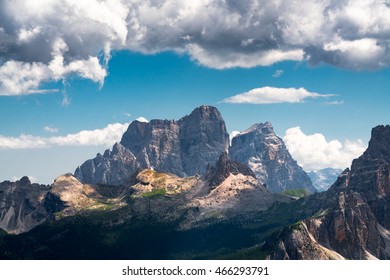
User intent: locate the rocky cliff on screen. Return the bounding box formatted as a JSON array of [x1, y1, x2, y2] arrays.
[[229, 122, 315, 194], [75, 105, 229, 185], [192, 153, 292, 219], [0, 177, 50, 234], [265, 125, 390, 259]]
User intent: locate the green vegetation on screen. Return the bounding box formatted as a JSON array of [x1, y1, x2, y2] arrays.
[[141, 188, 167, 198], [97, 202, 115, 211], [312, 209, 329, 219], [290, 221, 303, 231], [54, 212, 64, 220], [282, 188, 309, 198]]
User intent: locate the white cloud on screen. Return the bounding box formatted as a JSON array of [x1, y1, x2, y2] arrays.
[[0, 123, 129, 149], [283, 127, 367, 171], [1, 0, 390, 95], [272, 70, 284, 78], [43, 126, 59, 133], [229, 130, 240, 144], [0, 53, 107, 96], [135, 117, 149, 123], [187, 44, 304, 69], [222, 87, 334, 104], [326, 100, 345, 105]]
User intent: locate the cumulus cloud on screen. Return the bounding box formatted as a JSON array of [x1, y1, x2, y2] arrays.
[[0, 122, 129, 149], [283, 127, 367, 171], [222, 87, 334, 104], [1, 0, 390, 94], [136, 117, 149, 123], [229, 130, 240, 144]]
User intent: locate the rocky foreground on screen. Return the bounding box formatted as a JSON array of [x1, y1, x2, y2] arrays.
[[263, 125, 390, 260]]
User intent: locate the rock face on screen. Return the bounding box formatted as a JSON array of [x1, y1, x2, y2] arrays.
[[204, 152, 256, 187], [0, 177, 50, 234], [229, 122, 315, 194], [266, 125, 390, 260], [186, 152, 293, 227], [0, 174, 128, 234], [75, 105, 229, 185], [74, 143, 139, 186], [265, 222, 345, 260], [307, 168, 343, 192]]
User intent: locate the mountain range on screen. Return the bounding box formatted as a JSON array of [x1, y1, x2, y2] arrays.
[[0, 106, 388, 260], [307, 168, 343, 192]]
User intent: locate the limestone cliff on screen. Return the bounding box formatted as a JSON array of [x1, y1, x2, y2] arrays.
[[230, 122, 315, 193], [75, 105, 229, 185]]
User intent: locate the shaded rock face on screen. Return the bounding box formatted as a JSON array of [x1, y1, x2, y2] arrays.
[[0, 174, 127, 234], [348, 125, 390, 228], [229, 122, 315, 194], [185, 153, 293, 228], [75, 106, 229, 185], [75, 142, 139, 186], [204, 152, 256, 187], [0, 177, 50, 234], [265, 222, 345, 260], [267, 125, 390, 260]]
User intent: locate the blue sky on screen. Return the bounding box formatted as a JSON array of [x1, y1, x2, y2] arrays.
[[1, 0, 389, 183]]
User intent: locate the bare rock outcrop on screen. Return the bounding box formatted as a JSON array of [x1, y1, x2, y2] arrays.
[[229, 122, 315, 193], [75, 105, 229, 185]]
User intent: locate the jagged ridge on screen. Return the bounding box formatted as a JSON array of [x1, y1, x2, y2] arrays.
[[75, 105, 229, 185]]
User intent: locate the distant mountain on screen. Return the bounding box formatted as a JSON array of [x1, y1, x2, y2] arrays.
[[75, 105, 229, 185], [307, 168, 343, 192], [264, 125, 390, 260], [0, 177, 50, 234], [229, 122, 316, 194]]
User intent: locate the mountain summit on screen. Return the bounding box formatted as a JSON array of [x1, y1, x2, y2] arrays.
[[75, 106, 312, 194], [75, 106, 229, 185], [229, 122, 315, 193]]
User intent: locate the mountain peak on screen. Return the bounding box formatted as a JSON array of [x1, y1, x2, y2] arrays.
[[239, 122, 274, 136], [230, 122, 315, 193], [205, 152, 256, 187], [76, 105, 229, 185], [180, 105, 224, 123], [19, 176, 31, 186], [364, 125, 390, 161]]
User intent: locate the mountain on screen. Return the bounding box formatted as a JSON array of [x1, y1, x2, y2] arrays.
[[307, 168, 343, 192], [0, 153, 293, 259], [75, 105, 229, 185], [264, 125, 390, 259], [4, 106, 387, 260], [0, 177, 50, 234], [185, 152, 293, 228], [229, 122, 315, 194]]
